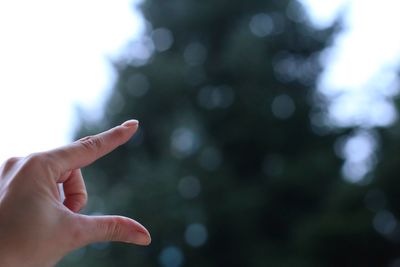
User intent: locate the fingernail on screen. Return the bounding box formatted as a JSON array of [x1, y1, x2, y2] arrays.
[[122, 119, 139, 128], [130, 229, 151, 246]]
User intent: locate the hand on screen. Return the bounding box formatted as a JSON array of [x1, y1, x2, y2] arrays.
[[0, 120, 151, 267]]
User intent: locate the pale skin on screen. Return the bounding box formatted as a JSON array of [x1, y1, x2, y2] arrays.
[[0, 119, 151, 267]]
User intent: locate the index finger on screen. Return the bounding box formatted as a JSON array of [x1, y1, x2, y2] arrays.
[[48, 120, 139, 173]]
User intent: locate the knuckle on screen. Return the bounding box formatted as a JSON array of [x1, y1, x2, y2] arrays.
[[24, 153, 45, 167], [65, 191, 88, 211], [21, 153, 58, 176], [0, 157, 21, 174], [106, 217, 125, 241], [81, 192, 88, 206], [3, 157, 20, 168], [76, 191, 88, 208], [78, 135, 103, 152]]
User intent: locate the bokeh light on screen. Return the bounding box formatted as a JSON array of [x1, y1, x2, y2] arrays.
[[159, 246, 184, 267], [271, 94, 296, 120], [151, 28, 174, 52], [171, 127, 200, 158], [335, 130, 378, 183], [184, 223, 208, 247], [373, 210, 397, 236], [249, 13, 275, 38]]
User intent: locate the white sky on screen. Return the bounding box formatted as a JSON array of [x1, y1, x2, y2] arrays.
[[0, 0, 144, 162], [0, 0, 400, 165], [302, 0, 400, 183], [302, 0, 400, 128]]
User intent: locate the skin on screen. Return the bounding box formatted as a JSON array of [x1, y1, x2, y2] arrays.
[[0, 119, 151, 267]]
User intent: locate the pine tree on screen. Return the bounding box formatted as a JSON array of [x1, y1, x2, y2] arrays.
[[58, 1, 398, 266]]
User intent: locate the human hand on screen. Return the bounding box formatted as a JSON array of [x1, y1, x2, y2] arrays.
[[0, 120, 151, 267]]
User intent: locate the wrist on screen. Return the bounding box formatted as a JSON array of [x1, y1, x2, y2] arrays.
[[0, 251, 57, 267], [0, 235, 57, 267]]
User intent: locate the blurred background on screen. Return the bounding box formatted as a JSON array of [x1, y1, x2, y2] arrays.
[[2, 0, 400, 266]]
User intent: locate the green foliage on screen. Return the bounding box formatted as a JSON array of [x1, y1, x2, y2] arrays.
[[59, 0, 400, 266]]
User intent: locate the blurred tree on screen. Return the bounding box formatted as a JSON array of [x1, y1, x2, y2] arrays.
[[58, 0, 400, 267]]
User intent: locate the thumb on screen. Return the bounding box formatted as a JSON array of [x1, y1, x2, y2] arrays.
[[76, 214, 151, 247]]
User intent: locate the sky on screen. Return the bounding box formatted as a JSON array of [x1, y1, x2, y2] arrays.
[[0, 0, 400, 172], [0, 0, 144, 162], [302, 0, 400, 183], [303, 0, 400, 128]]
